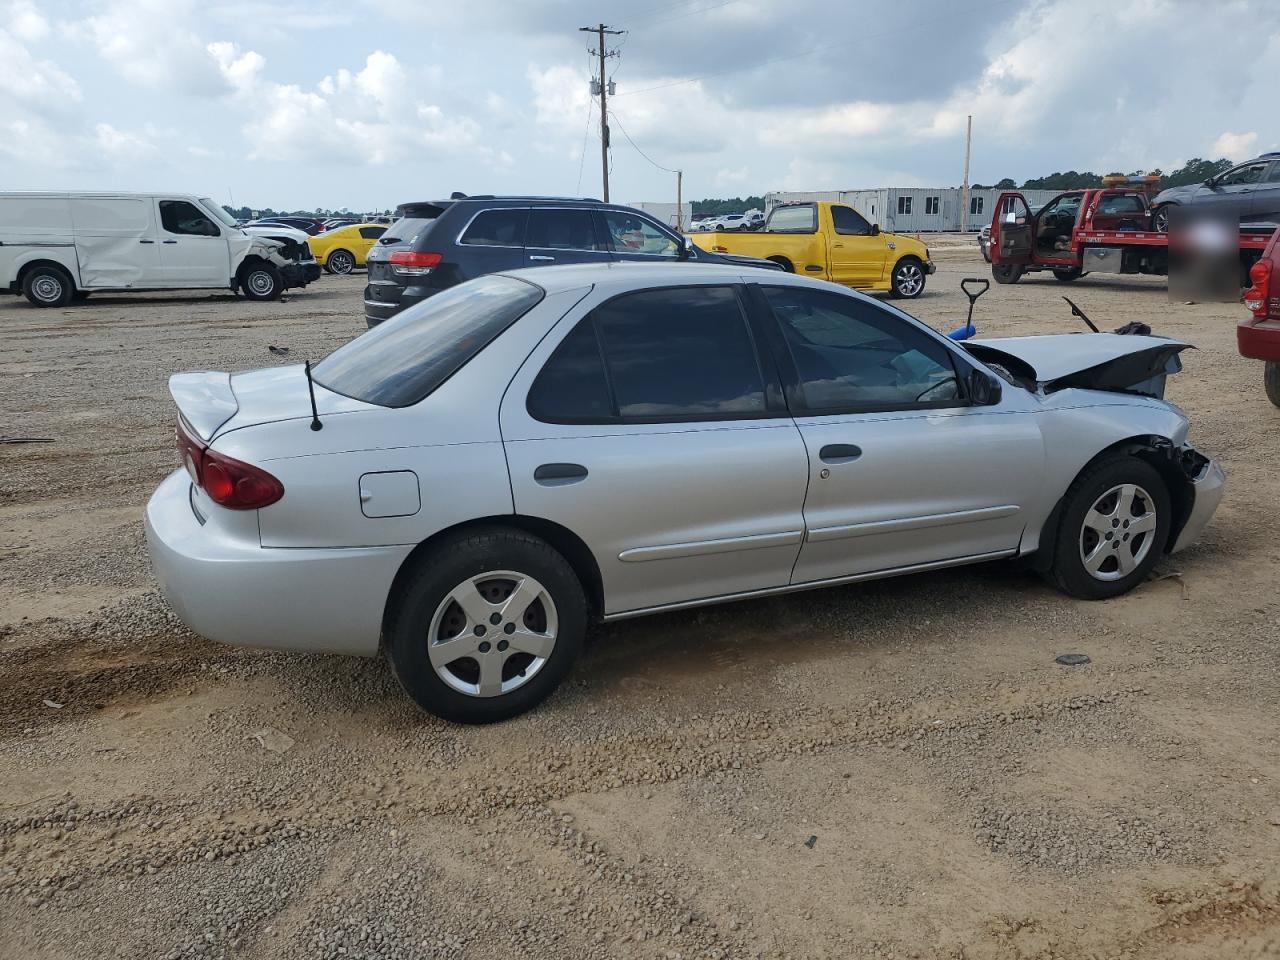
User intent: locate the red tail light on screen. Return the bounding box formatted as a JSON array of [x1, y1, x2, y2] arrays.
[[175, 419, 284, 510], [389, 251, 442, 275], [1245, 259, 1272, 317]]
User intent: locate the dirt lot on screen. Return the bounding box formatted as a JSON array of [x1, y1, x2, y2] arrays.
[[2, 248, 1278, 960]]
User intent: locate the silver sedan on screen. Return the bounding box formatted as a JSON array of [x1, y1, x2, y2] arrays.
[[146, 262, 1224, 723]]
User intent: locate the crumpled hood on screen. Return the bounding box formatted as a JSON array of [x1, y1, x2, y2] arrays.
[[963, 333, 1191, 397]]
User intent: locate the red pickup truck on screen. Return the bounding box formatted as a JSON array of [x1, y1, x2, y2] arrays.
[[1240, 226, 1280, 407]]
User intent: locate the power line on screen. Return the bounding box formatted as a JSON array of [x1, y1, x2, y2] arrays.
[[627, 0, 741, 28], [608, 109, 678, 174]]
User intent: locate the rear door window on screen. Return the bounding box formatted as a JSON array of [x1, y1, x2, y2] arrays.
[[313, 275, 544, 407], [459, 208, 528, 247], [526, 209, 602, 250], [528, 286, 767, 422]]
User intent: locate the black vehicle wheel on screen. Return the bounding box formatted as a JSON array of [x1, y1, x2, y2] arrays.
[[992, 263, 1024, 284], [1044, 455, 1171, 600], [1265, 361, 1280, 409], [239, 262, 283, 300], [766, 256, 794, 273], [326, 249, 355, 275], [22, 266, 73, 307], [1053, 267, 1083, 282], [889, 257, 926, 298], [1152, 204, 1172, 233], [384, 527, 587, 724]]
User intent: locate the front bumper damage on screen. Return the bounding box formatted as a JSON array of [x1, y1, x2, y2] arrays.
[[1169, 445, 1226, 554], [281, 261, 322, 289]]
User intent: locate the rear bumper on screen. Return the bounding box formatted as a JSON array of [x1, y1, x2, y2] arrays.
[[1238, 317, 1280, 362], [281, 262, 322, 288], [1169, 454, 1226, 554], [362, 283, 437, 328], [144, 470, 411, 656]]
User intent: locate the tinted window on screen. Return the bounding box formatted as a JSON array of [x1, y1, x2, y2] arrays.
[[381, 216, 434, 245], [313, 275, 543, 407], [831, 205, 873, 235], [527, 319, 612, 422], [602, 210, 680, 257], [970, 196, 985, 215], [1097, 194, 1146, 214], [526, 209, 601, 250], [160, 200, 218, 236], [358, 226, 387, 239], [896, 196, 912, 215], [459, 209, 527, 247], [1218, 163, 1266, 187], [594, 287, 765, 419], [1265, 162, 1280, 184], [766, 205, 816, 233], [761, 286, 961, 411]]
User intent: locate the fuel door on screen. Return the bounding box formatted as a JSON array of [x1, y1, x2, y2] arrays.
[[359, 470, 420, 518]]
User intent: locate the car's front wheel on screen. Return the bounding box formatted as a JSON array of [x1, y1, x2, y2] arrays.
[[1045, 455, 1171, 599], [239, 261, 282, 300], [384, 528, 587, 723], [889, 257, 926, 298], [1152, 204, 1173, 233]]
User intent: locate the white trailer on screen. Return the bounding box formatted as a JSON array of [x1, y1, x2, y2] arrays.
[[764, 188, 1059, 233]]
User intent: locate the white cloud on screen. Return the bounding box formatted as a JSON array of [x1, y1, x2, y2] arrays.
[[0, 28, 80, 106], [93, 122, 158, 162], [1210, 131, 1259, 162], [81, 0, 236, 96], [6, 0, 49, 42]]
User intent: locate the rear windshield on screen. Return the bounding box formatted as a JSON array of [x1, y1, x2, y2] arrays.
[[312, 275, 544, 408], [379, 216, 435, 245], [766, 205, 816, 233]]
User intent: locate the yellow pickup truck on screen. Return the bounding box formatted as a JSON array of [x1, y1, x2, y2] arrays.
[[690, 201, 934, 298]]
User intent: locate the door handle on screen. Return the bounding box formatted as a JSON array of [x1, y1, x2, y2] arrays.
[[819, 444, 862, 464], [534, 462, 588, 485], [528, 255, 555, 262], [832, 242, 844, 248], [163, 240, 178, 244], [139, 239, 154, 244]]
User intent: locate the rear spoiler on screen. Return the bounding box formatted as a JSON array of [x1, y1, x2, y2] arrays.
[[169, 371, 237, 441]]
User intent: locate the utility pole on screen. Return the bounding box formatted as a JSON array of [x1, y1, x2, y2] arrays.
[[580, 23, 623, 202], [676, 170, 683, 231], [960, 114, 972, 233]]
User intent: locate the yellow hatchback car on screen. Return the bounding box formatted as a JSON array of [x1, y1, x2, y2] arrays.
[[309, 223, 387, 275]]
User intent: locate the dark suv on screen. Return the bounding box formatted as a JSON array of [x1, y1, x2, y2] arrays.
[[363, 195, 778, 327]]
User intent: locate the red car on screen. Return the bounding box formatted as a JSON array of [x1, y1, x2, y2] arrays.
[[1239, 225, 1280, 407]]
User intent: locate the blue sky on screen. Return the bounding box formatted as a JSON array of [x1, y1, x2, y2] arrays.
[[3, 0, 1277, 211]]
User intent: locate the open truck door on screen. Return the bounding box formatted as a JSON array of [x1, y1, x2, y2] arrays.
[[991, 192, 1032, 283]]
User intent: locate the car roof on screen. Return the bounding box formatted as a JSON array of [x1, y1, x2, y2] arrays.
[[496, 260, 832, 295]]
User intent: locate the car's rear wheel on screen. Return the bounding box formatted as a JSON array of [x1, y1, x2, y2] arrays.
[[239, 262, 282, 300], [22, 266, 73, 307], [889, 257, 926, 298], [384, 528, 587, 723], [326, 249, 355, 275], [992, 263, 1024, 284], [1045, 455, 1171, 599], [1265, 361, 1280, 409]]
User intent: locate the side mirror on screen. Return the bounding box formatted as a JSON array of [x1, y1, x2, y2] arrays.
[[1204, 177, 1217, 188], [968, 368, 1002, 406], [870, 223, 880, 236], [680, 236, 694, 260]]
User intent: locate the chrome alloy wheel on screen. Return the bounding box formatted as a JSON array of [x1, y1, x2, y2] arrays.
[[894, 261, 924, 296], [1079, 483, 1158, 581], [328, 250, 354, 274], [427, 571, 558, 698]]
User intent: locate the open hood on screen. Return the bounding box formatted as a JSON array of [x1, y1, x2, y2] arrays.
[[963, 333, 1191, 398]]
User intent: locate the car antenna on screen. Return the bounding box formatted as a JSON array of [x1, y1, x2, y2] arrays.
[[304, 360, 323, 431], [1062, 296, 1100, 333]]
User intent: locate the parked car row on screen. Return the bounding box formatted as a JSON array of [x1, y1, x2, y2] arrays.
[[691, 211, 765, 232]]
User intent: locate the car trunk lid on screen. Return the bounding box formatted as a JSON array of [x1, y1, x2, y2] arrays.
[[963, 333, 1191, 398]]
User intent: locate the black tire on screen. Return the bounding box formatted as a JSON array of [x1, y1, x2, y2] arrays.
[[1044, 455, 1171, 600], [1265, 361, 1280, 409], [1152, 204, 1172, 234], [326, 249, 355, 275], [22, 265, 73, 307], [1053, 267, 1083, 282], [766, 256, 794, 273], [239, 261, 283, 301], [384, 527, 587, 724], [889, 256, 927, 298], [992, 263, 1024, 284]]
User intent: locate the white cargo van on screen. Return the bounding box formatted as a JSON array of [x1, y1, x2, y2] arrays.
[[0, 192, 321, 307]]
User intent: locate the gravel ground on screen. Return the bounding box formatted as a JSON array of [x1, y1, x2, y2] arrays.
[[2, 251, 1279, 960]]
